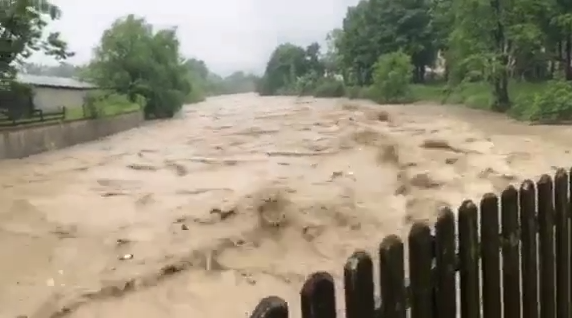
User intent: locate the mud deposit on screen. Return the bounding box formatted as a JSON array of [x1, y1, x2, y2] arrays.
[[2, 94, 572, 318]]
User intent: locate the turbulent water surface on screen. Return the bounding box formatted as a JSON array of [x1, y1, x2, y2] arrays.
[[1, 93, 572, 318]]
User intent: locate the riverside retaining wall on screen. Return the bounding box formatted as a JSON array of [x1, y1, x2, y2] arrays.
[[0, 111, 144, 159]]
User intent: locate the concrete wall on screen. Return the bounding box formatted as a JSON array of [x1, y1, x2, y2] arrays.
[[0, 111, 143, 159], [32, 86, 88, 112]]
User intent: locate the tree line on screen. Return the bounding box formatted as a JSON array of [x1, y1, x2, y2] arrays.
[[1, 0, 258, 119], [257, 0, 572, 122]]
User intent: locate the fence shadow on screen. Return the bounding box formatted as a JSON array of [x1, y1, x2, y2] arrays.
[[249, 168, 572, 318]]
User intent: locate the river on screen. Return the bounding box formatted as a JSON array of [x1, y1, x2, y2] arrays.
[[1, 93, 571, 318]]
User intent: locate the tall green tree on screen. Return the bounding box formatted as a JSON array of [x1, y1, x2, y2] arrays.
[[257, 43, 309, 95], [323, 29, 344, 76], [86, 15, 190, 118], [184, 58, 209, 80], [0, 0, 73, 82], [257, 0, 572, 116], [336, 0, 436, 85], [182, 60, 259, 97], [305, 42, 324, 77]]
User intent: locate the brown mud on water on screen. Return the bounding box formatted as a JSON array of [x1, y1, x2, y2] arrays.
[[1, 93, 572, 318]]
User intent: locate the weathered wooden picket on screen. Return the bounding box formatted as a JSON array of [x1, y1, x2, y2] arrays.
[[249, 168, 572, 318]]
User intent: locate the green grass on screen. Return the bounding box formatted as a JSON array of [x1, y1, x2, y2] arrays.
[[342, 80, 558, 122], [97, 102, 141, 117], [0, 91, 143, 130], [65, 106, 85, 121], [65, 102, 140, 121], [410, 80, 550, 111]]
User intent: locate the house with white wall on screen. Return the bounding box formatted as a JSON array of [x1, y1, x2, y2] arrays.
[[16, 74, 97, 112]]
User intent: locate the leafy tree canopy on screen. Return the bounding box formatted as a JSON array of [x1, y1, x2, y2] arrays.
[[0, 0, 73, 82], [182, 61, 260, 98], [258, 0, 572, 115], [257, 42, 325, 95], [85, 14, 190, 118]]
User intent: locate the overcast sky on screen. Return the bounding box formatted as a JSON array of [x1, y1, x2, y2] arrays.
[[29, 0, 360, 76]]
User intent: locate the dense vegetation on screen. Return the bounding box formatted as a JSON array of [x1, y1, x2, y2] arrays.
[[257, 0, 572, 122], [1, 1, 257, 120], [81, 15, 191, 118], [82, 15, 259, 118], [0, 0, 73, 83], [0, 0, 76, 119], [22, 60, 259, 103], [183, 58, 259, 100]]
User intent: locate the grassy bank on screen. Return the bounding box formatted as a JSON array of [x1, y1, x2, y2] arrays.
[[259, 72, 568, 124], [410, 81, 546, 109], [0, 91, 142, 130], [409, 81, 565, 122], [339, 80, 567, 123], [68, 91, 143, 121], [66, 101, 140, 121]]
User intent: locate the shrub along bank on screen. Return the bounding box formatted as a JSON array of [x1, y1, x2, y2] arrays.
[[256, 46, 572, 123], [255, 0, 572, 124]]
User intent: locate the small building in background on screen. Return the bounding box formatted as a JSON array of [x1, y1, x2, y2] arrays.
[[16, 74, 97, 112]]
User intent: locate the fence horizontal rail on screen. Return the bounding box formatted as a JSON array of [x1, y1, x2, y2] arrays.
[[249, 168, 572, 318], [0, 107, 66, 127]]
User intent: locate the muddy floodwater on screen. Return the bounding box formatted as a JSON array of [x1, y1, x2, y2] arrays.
[[2, 93, 572, 318]]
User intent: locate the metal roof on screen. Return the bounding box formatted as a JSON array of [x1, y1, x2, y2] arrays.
[[16, 74, 97, 89]]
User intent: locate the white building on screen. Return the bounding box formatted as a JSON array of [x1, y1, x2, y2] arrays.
[[16, 74, 97, 112]]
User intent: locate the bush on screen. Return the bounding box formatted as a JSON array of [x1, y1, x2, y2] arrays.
[[275, 86, 297, 96], [186, 89, 206, 103], [411, 81, 492, 108], [345, 86, 361, 99], [185, 73, 207, 103], [255, 77, 268, 95], [409, 80, 572, 123], [510, 80, 572, 122], [0, 81, 35, 119], [143, 88, 187, 119], [372, 51, 413, 103], [295, 72, 320, 96], [312, 78, 345, 97], [84, 91, 143, 119], [364, 85, 385, 102]]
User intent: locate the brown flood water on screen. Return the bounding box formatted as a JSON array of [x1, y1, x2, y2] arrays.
[[1, 93, 572, 318]]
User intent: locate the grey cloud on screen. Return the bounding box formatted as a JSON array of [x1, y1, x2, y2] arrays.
[[29, 0, 360, 76]]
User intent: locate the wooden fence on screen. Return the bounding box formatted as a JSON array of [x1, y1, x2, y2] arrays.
[[0, 107, 66, 127], [249, 168, 571, 318]]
